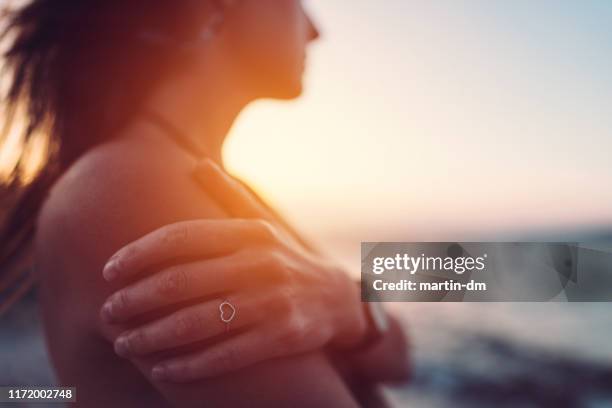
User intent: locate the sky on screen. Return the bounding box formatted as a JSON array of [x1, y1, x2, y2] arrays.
[[224, 0, 612, 247], [1, 0, 611, 254]]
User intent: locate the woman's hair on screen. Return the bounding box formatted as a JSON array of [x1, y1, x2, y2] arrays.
[[0, 0, 217, 315]]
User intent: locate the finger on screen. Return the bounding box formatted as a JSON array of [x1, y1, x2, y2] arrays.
[[149, 297, 332, 382], [103, 218, 278, 282], [113, 291, 269, 358], [150, 327, 281, 382], [192, 158, 270, 219], [101, 249, 285, 323]]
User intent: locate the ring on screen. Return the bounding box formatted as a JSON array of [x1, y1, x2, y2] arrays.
[[219, 299, 236, 332]]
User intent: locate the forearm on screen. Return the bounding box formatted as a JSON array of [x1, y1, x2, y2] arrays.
[[133, 349, 360, 408]]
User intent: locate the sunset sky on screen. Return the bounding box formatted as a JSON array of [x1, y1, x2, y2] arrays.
[[224, 0, 612, 248], [1, 0, 610, 260]]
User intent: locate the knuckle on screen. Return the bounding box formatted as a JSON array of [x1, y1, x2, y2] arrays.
[[161, 223, 191, 247], [256, 250, 294, 284], [156, 267, 188, 297], [174, 310, 205, 339], [235, 246, 257, 263], [280, 316, 307, 349], [113, 290, 131, 314], [252, 219, 276, 241], [127, 330, 147, 353], [265, 250, 287, 275], [276, 286, 298, 314]]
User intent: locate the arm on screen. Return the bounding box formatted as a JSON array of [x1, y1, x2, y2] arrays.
[[97, 158, 410, 386], [36, 141, 360, 407]]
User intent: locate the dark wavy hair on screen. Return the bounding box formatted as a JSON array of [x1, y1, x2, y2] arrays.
[[0, 0, 217, 315]]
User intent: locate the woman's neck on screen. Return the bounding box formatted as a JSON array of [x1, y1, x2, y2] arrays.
[[140, 59, 252, 164]]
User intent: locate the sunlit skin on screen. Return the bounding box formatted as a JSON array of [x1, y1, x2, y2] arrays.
[[100, 160, 369, 379], [36, 0, 409, 407]]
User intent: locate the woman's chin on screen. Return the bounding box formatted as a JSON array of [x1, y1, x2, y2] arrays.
[[271, 81, 304, 100], [253, 74, 305, 100]]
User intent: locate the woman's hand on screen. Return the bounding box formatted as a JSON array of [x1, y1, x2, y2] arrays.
[[99, 159, 367, 382]]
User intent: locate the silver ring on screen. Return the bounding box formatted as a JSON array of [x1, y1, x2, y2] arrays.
[[219, 299, 236, 332]]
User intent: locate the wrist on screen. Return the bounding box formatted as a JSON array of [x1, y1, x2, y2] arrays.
[[333, 280, 390, 352], [328, 274, 368, 350]]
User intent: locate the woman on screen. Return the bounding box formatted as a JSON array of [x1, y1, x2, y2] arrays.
[[0, 0, 410, 406]]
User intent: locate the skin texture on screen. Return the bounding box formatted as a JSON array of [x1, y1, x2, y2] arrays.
[[36, 126, 363, 407]]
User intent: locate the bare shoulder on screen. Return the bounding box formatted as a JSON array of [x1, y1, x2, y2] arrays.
[[36, 130, 227, 331], [34, 131, 359, 407], [39, 132, 222, 237]]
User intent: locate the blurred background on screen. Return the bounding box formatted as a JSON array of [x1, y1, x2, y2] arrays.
[[225, 1, 612, 406], [2, 0, 612, 407]]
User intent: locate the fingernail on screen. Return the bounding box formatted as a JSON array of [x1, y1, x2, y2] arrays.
[[152, 365, 169, 381], [100, 301, 114, 323], [103, 259, 119, 281], [114, 336, 130, 357]]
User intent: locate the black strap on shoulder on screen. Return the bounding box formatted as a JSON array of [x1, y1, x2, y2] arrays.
[[140, 108, 209, 158], [139, 108, 319, 254]]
